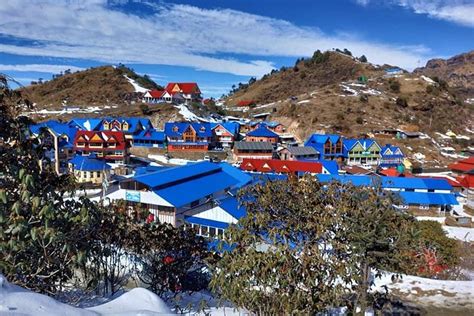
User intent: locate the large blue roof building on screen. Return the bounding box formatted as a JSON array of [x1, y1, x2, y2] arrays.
[[106, 161, 252, 227]]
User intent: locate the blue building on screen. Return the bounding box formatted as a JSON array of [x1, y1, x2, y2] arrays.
[[132, 129, 166, 148], [30, 120, 79, 174], [165, 122, 213, 152], [107, 161, 252, 226], [316, 174, 458, 212], [380, 144, 404, 168], [245, 125, 279, 143], [305, 134, 344, 161], [68, 154, 111, 185], [343, 138, 382, 166]]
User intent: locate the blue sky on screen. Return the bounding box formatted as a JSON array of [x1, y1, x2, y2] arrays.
[[0, 0, 472, 98]]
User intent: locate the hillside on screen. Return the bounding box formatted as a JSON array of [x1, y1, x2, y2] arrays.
[[19, 65, 161, 107], [224, 50, 473, 167], [414, 50, 474, 100], [226, 51, 385, 105]]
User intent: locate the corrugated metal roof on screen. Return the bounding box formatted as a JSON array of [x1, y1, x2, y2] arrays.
[[156, 171, 238, 207], [234, 141, 273, 150], [286, 146, 319, 156], [164, 122, 212, 138], [134, 161, 220, 189], [398, 191, 458, 205], [184, 216, 229, 229], [216, 196, 246, 220], [380, 177, 452, 190], [246, 126, 279, 138], [69, 154, 111, 171]]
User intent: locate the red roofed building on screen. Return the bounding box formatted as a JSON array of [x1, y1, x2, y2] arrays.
[[73, 131, 130, 163], [240, 158, 327, 175], [165, 82, 201, 104], [237, 100, 255, 107], [448, 156, 474, 174]]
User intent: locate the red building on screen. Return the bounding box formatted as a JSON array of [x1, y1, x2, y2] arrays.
[[73, 131, 129, 163], [240, 158, 323, 175], [448, 156, 474, 175]]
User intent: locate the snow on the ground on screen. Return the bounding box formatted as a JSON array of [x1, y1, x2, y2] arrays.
[[435, 132, 451, 140], [361, 88, 382, 96], [297, 100, 311, 104], [420, 75, 436, 85], [23, 106, 103, 115], [443, 226, 473, 242], [174, 104, 201, 121], [123, 75, 148, 93], [0, 275, 173, 315], [170, 291, 245, 316], [87, 288, 172, 315], [339, 84, 359, 96], [149, 154, 200, 166], [254, 102, 275, 109], [373, 272, 474, 309]]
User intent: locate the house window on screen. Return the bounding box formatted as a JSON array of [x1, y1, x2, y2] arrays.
[[201, 226, 208, 237], [209, 227, 216, 238], [77, 142, 85, 147], [96, 171, 101, 178]]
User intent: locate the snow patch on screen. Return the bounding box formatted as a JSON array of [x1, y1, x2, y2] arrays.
[[149, 154, 200, 166], [0, 274, 173, 315], [420, 75, 436, 85], [374, 272, 474, 309], [297, 100, 310, 104], [123, 75, 148, 93], [174, 104, 201, 121]]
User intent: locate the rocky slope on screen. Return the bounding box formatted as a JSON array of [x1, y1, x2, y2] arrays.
[[414, 50, 474, 100]]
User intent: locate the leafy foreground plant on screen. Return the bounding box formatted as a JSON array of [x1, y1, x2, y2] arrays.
[[0, 75, 209, 300], [0, 74, 99, 294], [211, 175, 419, 315]]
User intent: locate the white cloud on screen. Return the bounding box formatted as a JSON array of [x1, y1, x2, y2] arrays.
[[0, 0, 435, 76], [0, 64, 84, 73], [357, 0, 474, 27]]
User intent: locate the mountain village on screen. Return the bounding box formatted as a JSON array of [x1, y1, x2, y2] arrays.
[[3, 0, 474, 314]]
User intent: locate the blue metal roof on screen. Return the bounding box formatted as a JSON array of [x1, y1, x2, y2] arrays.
[[381, 144, 404, 158], [316, 174, 374, 186], [30, 120, 78, 148], [133, 128, 166, 142], [210, 122, 240, 135], [304, 133, 342, 155], [69, 154, 111, 171], [219, 162, 253, 188], [134, 161, 220, 189], [316, 174, 454, 191], [246, 125, 279, 138], [100, 117, 152, 133], [380, 177, 452, 190], [398, 191, 458, 205], [216, 196, 246, 220], [68, 118, 103, 131], [164, 122, 212, 138], [156, 171, 238, 207], [184, 216, 229, 229], [300, 159, 339, 175]]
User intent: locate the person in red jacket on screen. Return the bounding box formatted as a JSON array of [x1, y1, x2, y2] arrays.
[[146, 213, 155, 224]]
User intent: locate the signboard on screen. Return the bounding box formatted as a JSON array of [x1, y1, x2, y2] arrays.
[[125, 191, 141, 202]]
